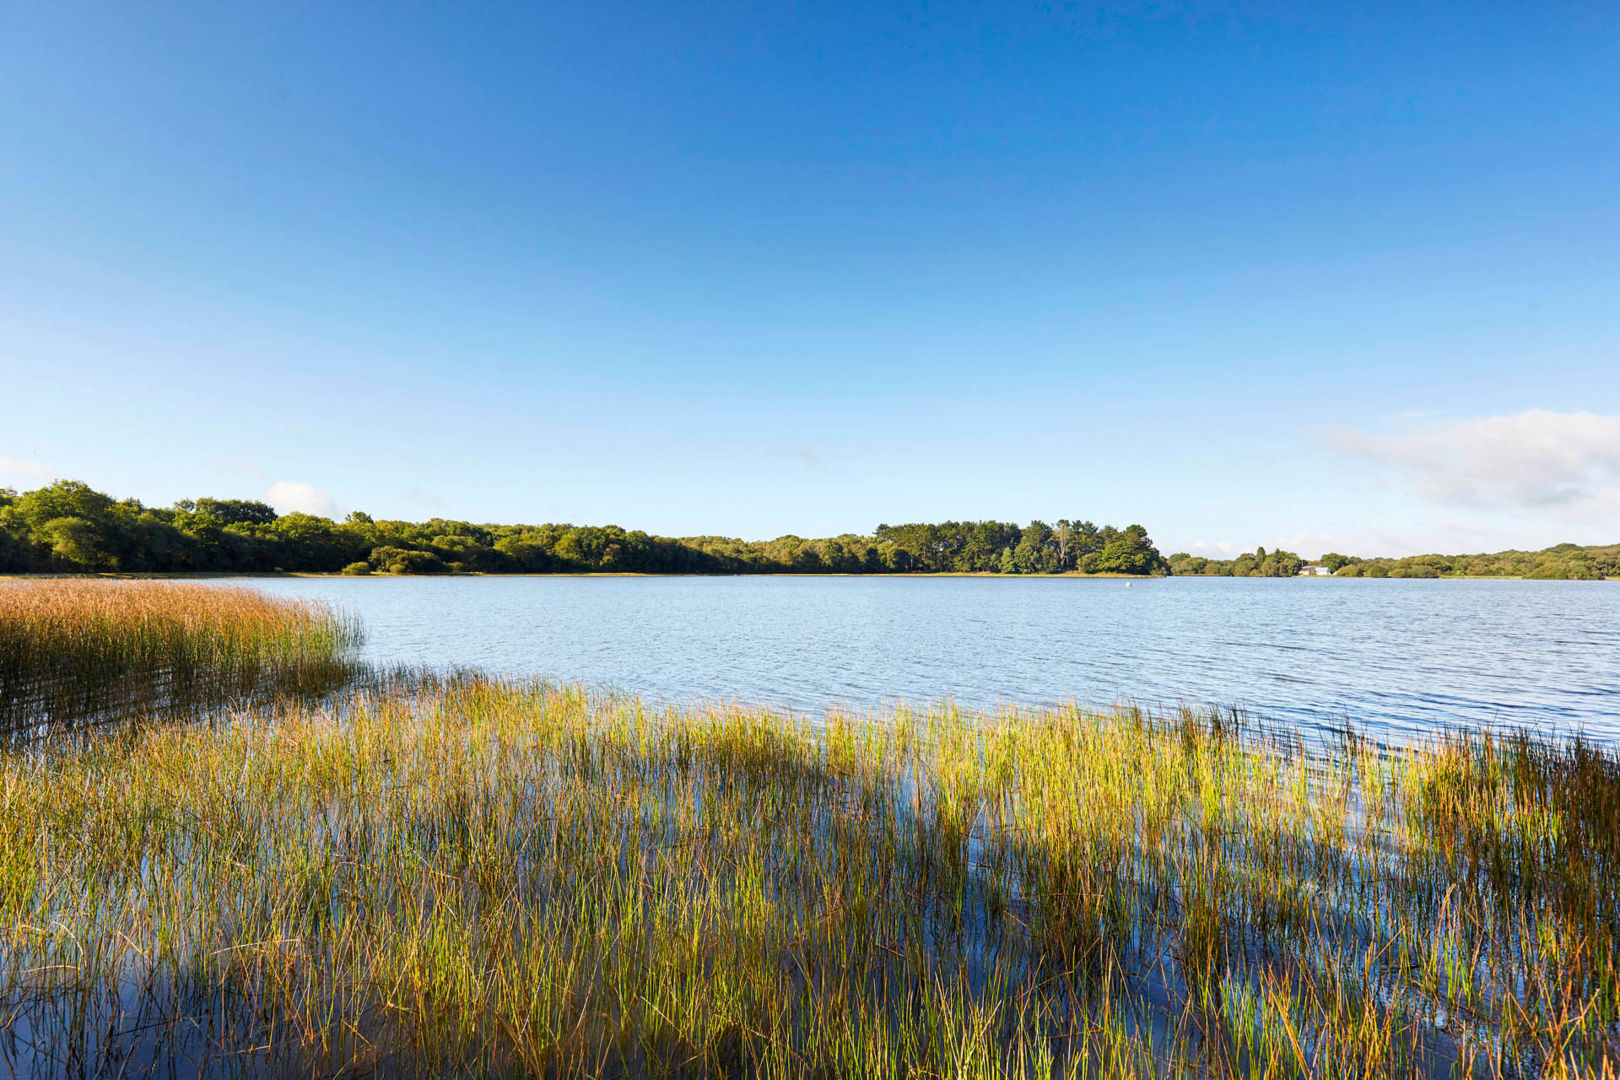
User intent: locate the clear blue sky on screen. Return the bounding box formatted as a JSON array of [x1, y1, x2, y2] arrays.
[[3, 2, 1617, 557]]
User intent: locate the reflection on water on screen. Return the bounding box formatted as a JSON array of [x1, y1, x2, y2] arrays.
[[227, 575, 1620, 742]]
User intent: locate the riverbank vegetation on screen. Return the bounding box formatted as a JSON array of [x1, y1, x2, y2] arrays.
[[4, 672, 1616, 1077], [0, 480, 1170, 577], [1168, 543, 1620, 580], [0, 580, 362, 734], [6, 480, 1610, 582], [1311, 544, 1620, 581], [1167, 547, 1306, 578]]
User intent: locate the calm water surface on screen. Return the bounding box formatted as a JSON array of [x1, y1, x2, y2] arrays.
[[228, 575, 1619, 743]]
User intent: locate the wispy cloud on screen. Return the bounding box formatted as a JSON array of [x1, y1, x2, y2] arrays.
[[0, 455, 57, 486], [216, 458, 271, 483], [1261, 523, 1513, 561], [1324, 410, 1620, 521], [405, 486, 448, 512], [767, 442, 822, 468], [265, 480, 339, 517]]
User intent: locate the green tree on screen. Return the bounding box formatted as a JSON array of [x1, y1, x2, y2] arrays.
[[42, 516, 117, 570], [1090, 525, 1170, 576], [190, 498, 278, 526], [1009, 521, 1057, 573]]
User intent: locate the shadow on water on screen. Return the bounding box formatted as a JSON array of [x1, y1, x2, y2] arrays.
[[3, 676, 1617, 1079], [0, 658, 367, 747]]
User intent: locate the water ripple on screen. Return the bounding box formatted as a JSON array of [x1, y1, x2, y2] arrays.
[[223, 576, 1620, 743]]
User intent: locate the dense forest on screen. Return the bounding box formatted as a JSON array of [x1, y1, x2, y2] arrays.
[[7, 481, 1608, 580], [0, 481, 1171, 576], [1168, 544, 1619, 580]]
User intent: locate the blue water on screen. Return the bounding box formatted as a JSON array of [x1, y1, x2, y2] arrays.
[[225, 575, 1620, 743]]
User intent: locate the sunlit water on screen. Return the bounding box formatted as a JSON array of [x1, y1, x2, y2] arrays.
[[224, 575, 1620, 743]]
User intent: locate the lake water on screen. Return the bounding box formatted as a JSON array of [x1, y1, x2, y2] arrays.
[[227, 575, 1620, 744]]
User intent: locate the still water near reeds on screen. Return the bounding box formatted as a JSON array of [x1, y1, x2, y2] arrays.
[[6, 678, 1618, 1078], [229, 575, 1620, 744], [4, 579, 1619, 1077], [0, 580, 363, 736]]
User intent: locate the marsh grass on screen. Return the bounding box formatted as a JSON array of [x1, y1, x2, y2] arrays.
[[2, 675, 1616, 1078], [0, 580, 363, 736]]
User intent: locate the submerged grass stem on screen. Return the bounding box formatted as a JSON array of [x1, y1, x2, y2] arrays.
[[2, 675, 1616, 1077]]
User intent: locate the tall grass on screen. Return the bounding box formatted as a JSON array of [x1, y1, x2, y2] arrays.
[[0, 580, 363, 734], [2, 676, 1615, 1077]]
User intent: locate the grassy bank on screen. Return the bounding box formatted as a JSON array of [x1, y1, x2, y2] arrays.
[[0, 580, 363, 734], [3, 676, 1616, 1078]]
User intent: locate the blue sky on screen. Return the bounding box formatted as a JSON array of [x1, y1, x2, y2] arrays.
[[2, 2, 1617, 557]]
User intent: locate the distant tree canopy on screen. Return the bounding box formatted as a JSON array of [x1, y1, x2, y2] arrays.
[[1313, 544, 1618, 581], [0, 481, 1173, 577], [1166, 547, 1305, 578], [872, 520, 1169, 576], [1167, 543, 1619, 580]]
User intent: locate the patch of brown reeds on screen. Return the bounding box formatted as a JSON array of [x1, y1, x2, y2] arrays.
[[0, 579, 362, 734]]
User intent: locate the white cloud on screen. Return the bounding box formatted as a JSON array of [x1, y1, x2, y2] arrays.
[[265, 480, 339, 517], [1325, 409, 1620, 522], [0, 455, 57, 486]]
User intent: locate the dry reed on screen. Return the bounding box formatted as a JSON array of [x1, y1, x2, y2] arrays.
[[0, 580, 362, 735]]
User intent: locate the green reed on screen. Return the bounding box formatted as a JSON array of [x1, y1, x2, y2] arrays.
[[1, 676, 1616, 1077], [0, 580, 363, 734]]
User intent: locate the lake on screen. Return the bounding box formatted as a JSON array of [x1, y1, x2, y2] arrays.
[[227, 575, 1618, 743]]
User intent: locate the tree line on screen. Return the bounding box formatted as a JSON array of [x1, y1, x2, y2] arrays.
[[1166, 547, 1305, 577], [1168, 544, 1618, 580], [1309, 545, 1618, 580], [0, 481, 1172, 577]]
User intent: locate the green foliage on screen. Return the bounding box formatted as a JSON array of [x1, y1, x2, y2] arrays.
[[7, 479, 1612, 582], [1171, 542, 1620, 579], [1088, 523, 1170, 575], [1167, 546, 1304, 577], [875, 519, 1168, 575], [177, 497, 279, 526], [0, 481, 1175, 576], [42, 516, 117, 570], [369, 546, 449, 575]]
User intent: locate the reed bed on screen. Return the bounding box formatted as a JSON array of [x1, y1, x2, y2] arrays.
[[0, 580, 363, 735], [2, 676, 1616, 1078]]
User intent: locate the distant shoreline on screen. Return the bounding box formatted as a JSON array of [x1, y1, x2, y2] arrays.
[[4, 570, 1615, 582], [2, 570, 1161, 581]]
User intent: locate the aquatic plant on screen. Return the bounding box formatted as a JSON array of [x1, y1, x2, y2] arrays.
[[2, 676, 1615, 1077], [0, 580, 363, 734]]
